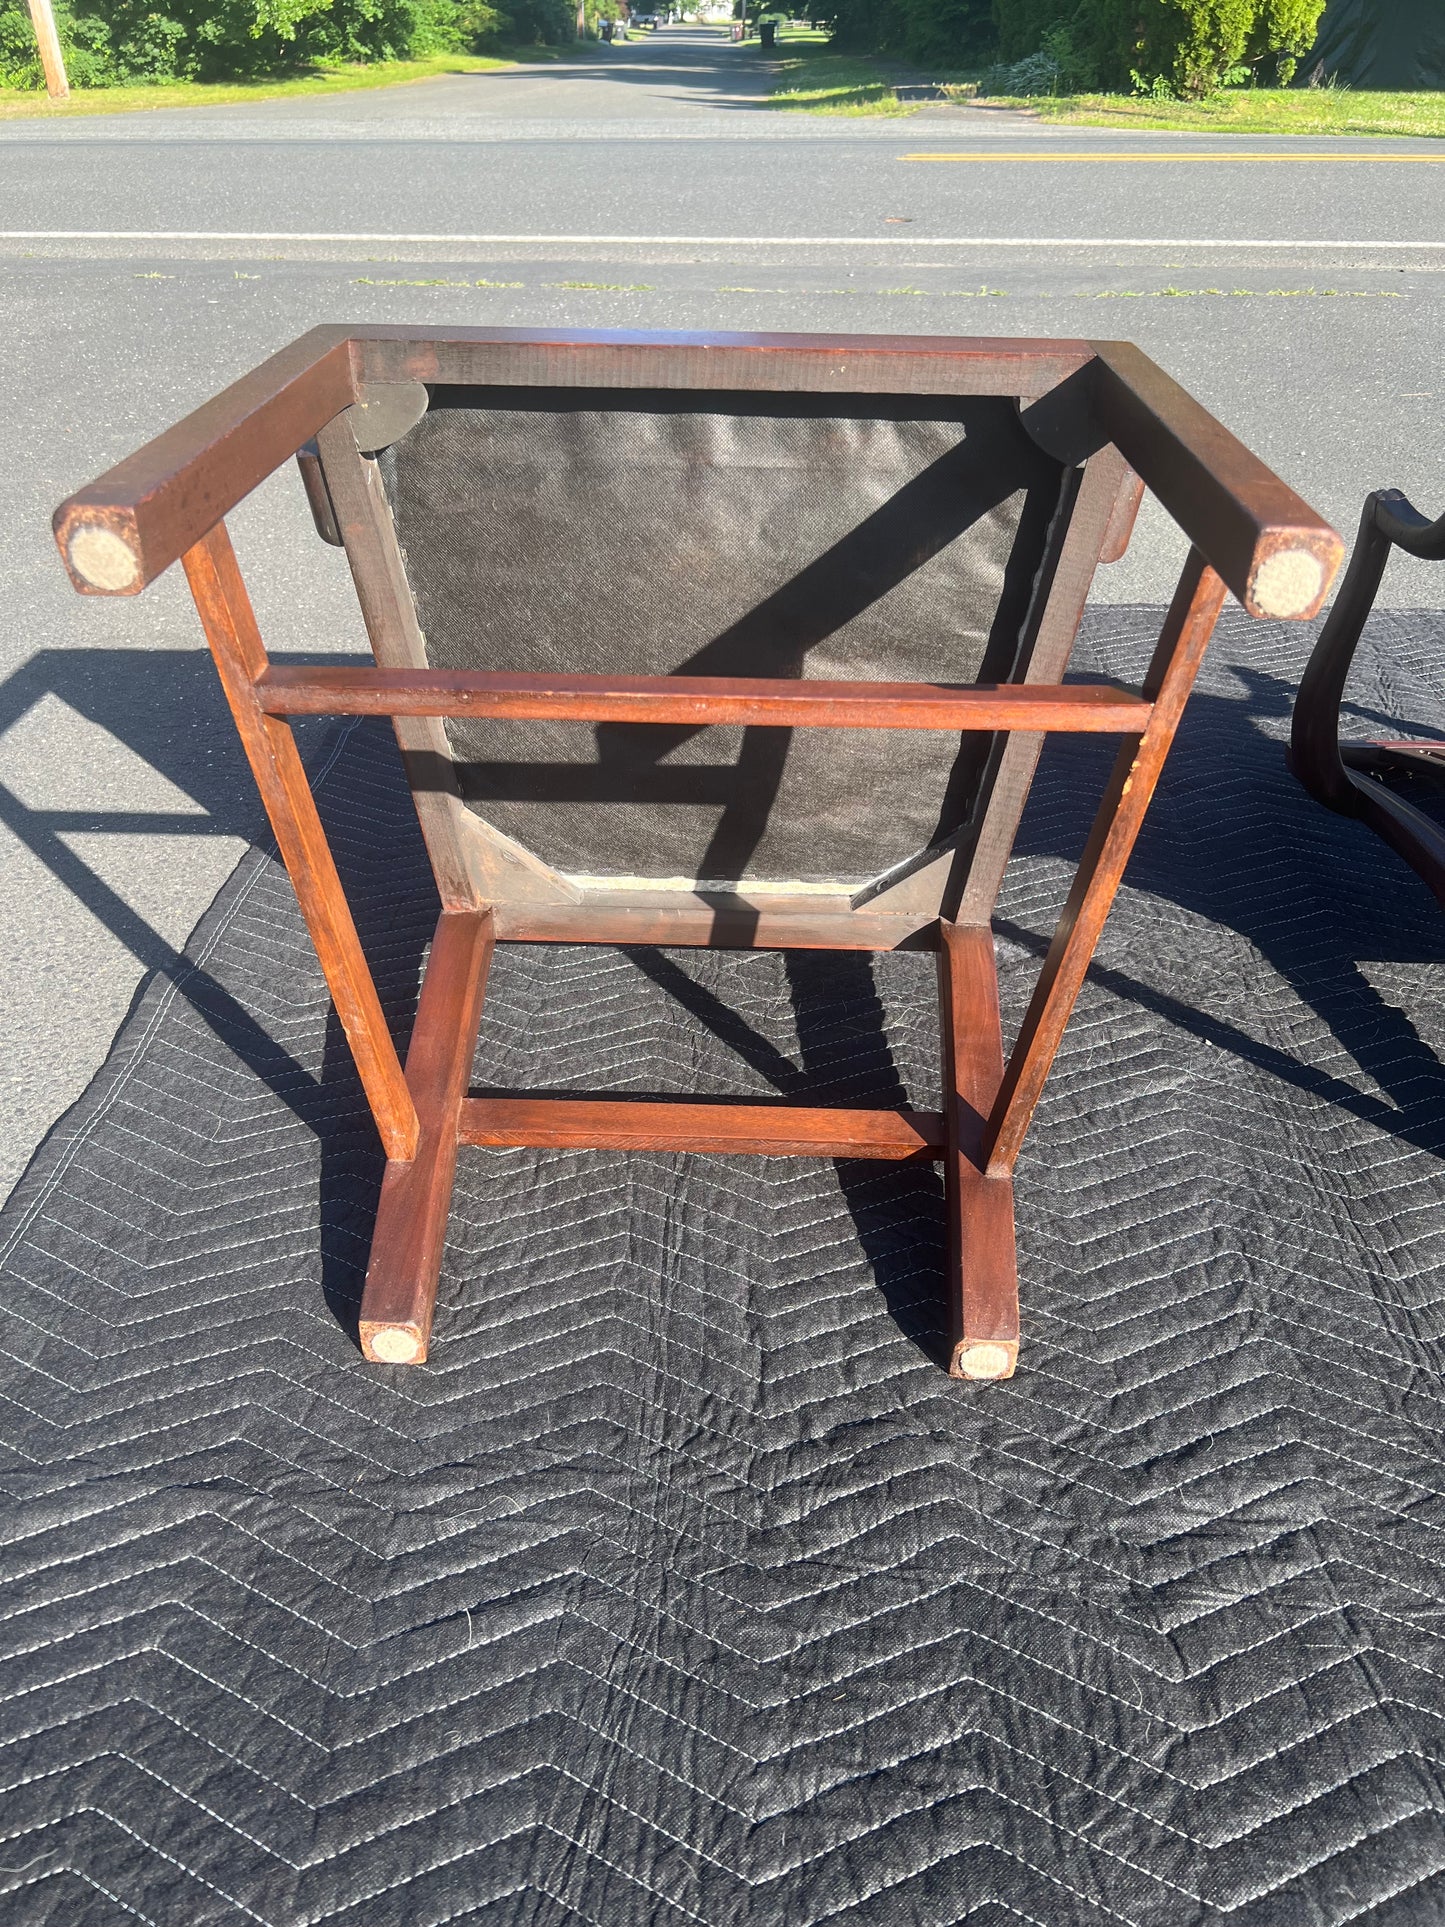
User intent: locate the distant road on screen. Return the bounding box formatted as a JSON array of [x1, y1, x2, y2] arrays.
[[3, 33, 1445, 245], [1, 24, 1442, 1198]]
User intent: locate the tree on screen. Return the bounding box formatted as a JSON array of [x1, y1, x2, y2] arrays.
[[992, 0, 1328, 93], [0, 0, 544, 88]]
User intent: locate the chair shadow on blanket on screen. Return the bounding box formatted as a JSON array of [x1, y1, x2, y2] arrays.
[[7, 637, 1445, 1360], [1006, 659, 1445, 1169]]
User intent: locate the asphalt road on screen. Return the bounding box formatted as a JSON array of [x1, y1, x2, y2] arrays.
[[2, 24, 1443, 1199]]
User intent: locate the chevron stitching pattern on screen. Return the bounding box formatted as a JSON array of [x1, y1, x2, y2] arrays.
[[2, 607, 1445, 1925]]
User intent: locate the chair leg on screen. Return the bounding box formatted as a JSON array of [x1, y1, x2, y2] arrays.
[[938, 922, 1019, 1381], [1288, 495, 1393, 818], [359, 909, 494, 1364]]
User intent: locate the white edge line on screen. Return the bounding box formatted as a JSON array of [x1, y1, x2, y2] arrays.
[[0, 230, 1443, 249]]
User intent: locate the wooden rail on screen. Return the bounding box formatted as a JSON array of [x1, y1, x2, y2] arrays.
[[459, 1096, 946, 1159], [255, 667, 1154, 733], [53, 326, 1342, 623]]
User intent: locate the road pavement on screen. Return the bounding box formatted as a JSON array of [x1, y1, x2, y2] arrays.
[[2, 25, 1443, 1197]]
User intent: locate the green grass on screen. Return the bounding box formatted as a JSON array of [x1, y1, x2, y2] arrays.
[[0, 51, 527, 121], [354, 275, 526, 287], [766, 39, 908, 116], [766, 41, 1445, 136], [1013, 88, 1445, 138]]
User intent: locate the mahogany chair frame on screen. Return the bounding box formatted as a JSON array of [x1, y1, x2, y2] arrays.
[[54, 327, 1342, 1379], [1290, 486, 1445, 906]]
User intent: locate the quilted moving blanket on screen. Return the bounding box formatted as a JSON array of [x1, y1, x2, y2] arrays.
[[2, 607, 1444, 1926]]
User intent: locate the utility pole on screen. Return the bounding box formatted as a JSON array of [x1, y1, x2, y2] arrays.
[[26, 0, 69, 101]]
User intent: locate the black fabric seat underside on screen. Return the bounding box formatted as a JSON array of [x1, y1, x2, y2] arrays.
[[377, 389, 1067, 884], [4, 608, 1445, 1925]]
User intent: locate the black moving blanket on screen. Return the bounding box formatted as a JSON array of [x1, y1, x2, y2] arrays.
[[2, 607, 1445, 1926]]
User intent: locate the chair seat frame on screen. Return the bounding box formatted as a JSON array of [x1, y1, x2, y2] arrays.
[[54, 327, 1342, 1378]]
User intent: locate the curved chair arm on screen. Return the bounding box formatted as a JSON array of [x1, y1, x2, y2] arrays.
[[1289, 487, 1445, 904], [1375, 488, 1445, 562]]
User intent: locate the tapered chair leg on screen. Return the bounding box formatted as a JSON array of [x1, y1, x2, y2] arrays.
[[938, 922, 1019, 1381], [359, 909, 494, 1364]]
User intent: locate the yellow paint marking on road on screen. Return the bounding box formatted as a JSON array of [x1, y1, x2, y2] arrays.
[[904, 151, 1445, 163]]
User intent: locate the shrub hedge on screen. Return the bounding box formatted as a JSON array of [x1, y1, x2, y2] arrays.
[[0, 0, 1328, 94], [0, 0, 575, 88], [829, 0, 1328, 94]]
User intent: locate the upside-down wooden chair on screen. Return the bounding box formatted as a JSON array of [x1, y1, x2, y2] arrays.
[[1290, 485, 1445, 905], [54, 327, 1342, 1378]]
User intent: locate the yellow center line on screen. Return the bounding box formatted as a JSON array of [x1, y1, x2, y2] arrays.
[[904, 151, 1445, 163]]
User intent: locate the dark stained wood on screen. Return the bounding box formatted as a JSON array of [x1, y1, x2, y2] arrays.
[[360, 909, 495, 1364], [491, 895, 936, 951], [315, 417, 586, 917], [460, 1096, 945, 1160], [181, 522, 420, 1162], [955, 446, 1134, 927], [938, 921, 1018, 1380], [51, 323, 1343, 633], [1341, 740, 1445, 768], [1345, 779, 1445, 909], [1100, 462, 1145, 564], [1289, 488, 1445, 909], [1289, 484, 1445, 803], [257, 667, 1154, 732], [295, 441, 342, 547], [859, 456, 1066, 918], [351, 325, 1096, 401], [55, 326, 356, 597], [53, 324, 1336, 1378], [315, 417, 489, 913], [1089, 340, 1342, 620], [983, 550, 1229, 1177]]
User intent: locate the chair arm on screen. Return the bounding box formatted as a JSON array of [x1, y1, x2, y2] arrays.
[[52, 326, 358, 597], [1088, 340, 1343, 620], [1372, 487, 1445, 561], [1290, 485, 1445, 815]]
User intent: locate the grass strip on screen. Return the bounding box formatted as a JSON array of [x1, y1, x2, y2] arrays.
[[764, 33, 910, 116], [0, 52, 527, 122], [1014, 88, 1445, 138], [765, 42, 1445, 138]]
